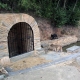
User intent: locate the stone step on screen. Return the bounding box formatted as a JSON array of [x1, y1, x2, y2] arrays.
[[66, 46, 80, 53]]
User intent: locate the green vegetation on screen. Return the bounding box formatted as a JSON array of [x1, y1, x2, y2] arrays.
[[0, 0, 80, 27]]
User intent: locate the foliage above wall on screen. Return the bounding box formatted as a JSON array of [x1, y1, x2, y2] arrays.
[[0, 0, 80, 27]]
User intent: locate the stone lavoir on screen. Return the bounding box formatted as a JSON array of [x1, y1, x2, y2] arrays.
[[0, 13, 42, 58], [0, 13, 78, 59]]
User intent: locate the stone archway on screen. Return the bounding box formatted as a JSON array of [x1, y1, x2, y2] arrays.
[[0, 13, 41, 57], [8, 22, 34, 57]]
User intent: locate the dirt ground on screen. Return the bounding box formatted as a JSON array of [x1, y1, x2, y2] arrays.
[[9, 56, 51, 71], [34, 16, 80, 41], [69, 60, 80, 71], [53, 59, 80, 71]]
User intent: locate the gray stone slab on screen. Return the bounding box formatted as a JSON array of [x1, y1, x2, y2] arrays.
[[19, 68, 32, 74], [5, 67, 13, 72], [66, 46, 80, 52], [8, 67, 33, 76], [40, 52, 61, 61], [32, 62, 51, 70], [10, 51, 33, 62]]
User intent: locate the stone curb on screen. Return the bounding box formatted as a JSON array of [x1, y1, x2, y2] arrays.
[[8, 52, 80, 76]]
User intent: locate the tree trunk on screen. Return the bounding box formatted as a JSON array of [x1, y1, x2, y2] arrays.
[[63, 0, 67, 9], [57, 0, 61, 8], [73, 0, 78, 11]]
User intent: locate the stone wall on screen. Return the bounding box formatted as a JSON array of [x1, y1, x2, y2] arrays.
[[0, 13, 41, 58]]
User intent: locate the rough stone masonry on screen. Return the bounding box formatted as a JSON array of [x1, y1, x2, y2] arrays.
[[0, 13, 41, 58]]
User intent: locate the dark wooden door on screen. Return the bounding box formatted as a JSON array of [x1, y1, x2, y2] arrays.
[[8, 22, 34, 57]]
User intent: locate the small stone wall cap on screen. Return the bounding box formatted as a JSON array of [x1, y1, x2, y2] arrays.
[[66, 46, 80, 51]]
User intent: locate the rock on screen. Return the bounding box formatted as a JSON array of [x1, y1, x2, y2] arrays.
[[0, 74, 4, 80], [41, 43, 49, 48], [0, 56, 10, 67], [41, 43, 49, 53], [0, 65, 8, 75]]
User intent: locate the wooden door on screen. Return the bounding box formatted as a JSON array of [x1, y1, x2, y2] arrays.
[[8, 22, 34, 57]]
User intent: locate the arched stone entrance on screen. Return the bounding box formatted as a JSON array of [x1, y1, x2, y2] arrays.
[[0, 13, 41, 57], [8, 22, 34, 57]]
